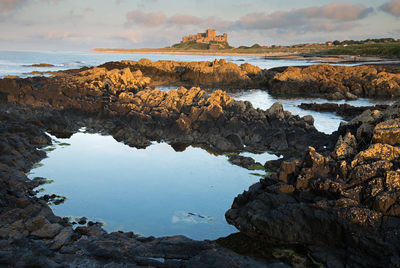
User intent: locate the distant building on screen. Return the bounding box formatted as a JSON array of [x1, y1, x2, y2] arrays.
[[325, 41, 334, 46], [181, 29, 228, 44]]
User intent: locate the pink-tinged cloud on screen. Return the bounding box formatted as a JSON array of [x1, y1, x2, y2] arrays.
[[126, 10, 166, 27], [381, 0, 400, 16], [113, 30, 143, 43], [305, 2, 373, 20], [167, 14, 203, 25], [232, 2, 373, 32], [84, 7, 94, 13], [40, 31, 74, 40], [125, 2, 373, 35], [0, 0, 27, 13]]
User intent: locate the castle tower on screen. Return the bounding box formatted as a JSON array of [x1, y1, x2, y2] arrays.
[[206, 29, 216, 38]]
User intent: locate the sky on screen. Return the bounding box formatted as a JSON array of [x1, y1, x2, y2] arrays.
[[0, 0, 399, 51]]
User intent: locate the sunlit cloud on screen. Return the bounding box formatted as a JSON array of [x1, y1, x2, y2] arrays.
[[112, 30, 143, 43], [231, 2, 373, 32], [38, 30, 75, 40], [380, 0, 400, 16], [126, 10, 166, 27], [0, 0, 27, 14]]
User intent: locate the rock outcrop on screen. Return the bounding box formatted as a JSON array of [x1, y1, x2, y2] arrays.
[[226, 101, 400, 267], [97, 58, 267, 88], [1, 59, 397, 267], [267, 65, 400, 99], [14, 59, 400, 101], [0, 67, 330, 155], [298, 102, 389, 121]]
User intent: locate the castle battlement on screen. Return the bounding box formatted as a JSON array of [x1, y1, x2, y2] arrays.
[[182, 29, 228, 44]]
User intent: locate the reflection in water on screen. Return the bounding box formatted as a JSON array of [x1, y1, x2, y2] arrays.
[[240, 151, 280, 164], [231, 89, 393, 134], [29, 133, 273, 240]]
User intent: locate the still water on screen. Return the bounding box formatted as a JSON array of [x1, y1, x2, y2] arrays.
[[1, 50, 336, 78], [230, 89, 393, 134], [30, 132, 277, 240]]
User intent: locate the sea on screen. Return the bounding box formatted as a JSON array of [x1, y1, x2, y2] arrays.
[[0, 50, 319, 78]]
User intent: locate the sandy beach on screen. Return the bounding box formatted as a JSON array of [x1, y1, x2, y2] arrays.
[[91, 48, 400, 64]]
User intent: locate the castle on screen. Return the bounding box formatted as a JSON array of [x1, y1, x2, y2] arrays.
[[181, 29, 228, 44]]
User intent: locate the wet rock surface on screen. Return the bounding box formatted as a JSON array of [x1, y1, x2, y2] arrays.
[[0, 105, 288, 267], [1, 59, 398, 267], [226, 101, 400, 267], [0, 66, 330, 155], [298, 102, 389, 121], [268, 64, 400, 100], [97, 58, 267, 89], [0, 60, 334, 267]]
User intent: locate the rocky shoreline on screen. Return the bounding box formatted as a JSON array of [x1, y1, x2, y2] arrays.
[[298, 103, 389, 121], [226, 101, 400, 267], [0, 59, 399, 267], [267, 64, 400, 100]]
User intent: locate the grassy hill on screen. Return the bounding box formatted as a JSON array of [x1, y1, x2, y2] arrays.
[[171, 41, 231, 50], [316, 43, 400, 58], [92, 39, 400, 58]]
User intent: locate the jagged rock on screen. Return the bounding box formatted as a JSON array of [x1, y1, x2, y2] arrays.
[[99, 59, 266, 89], [31, 223, 63, 239], [51, 227, 74, 250], [269, 64, 400, 99], [332, 132, 357, 160], [372, 119, 400, 146], [228, 155, 257, 169], [298, 103, 389, 121], [226, 103, 400, 267], [0, 71, 330, 154]]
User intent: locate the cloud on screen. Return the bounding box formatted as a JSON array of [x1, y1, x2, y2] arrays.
[[0, 0, 62, 16], [39, 0, 63, 3], [112, 30, 143, 43], [125, 2, 373, 34], [125, 9, 230, 32], [0, 0, 27, 14], [167, 14, 203, 25], [126, 10, 166, 27], [380, 0, 400, 16], [83, 7, 94, 13], [231, 2, 373, 32], [38, 30, 75, 40], [307, 2, 373, 20]]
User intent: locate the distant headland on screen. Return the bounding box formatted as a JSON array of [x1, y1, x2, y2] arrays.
[[92, 30, 400, 59]]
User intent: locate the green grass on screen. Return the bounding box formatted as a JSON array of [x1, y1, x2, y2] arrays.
[[316, 43, 400, 58], [94, 39, 400, 58], [58, 142, 71, 146], [43, 146, 56, 152], [48, 195, 67, 206], [32, 162, 44, 169], [307, 252, 325, 268], [171, 41, 210, 50], [249, 172, 265, 177], [171, 41, 231, 50], [225, 152, 239, 157], [248, 164, 266, 171]]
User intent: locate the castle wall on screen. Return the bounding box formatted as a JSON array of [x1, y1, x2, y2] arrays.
[[181, 29, 227, 44]]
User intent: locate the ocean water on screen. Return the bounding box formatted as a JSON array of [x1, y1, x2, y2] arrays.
[[1, 50, 332, 78], [30, 132, 276, 240]]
